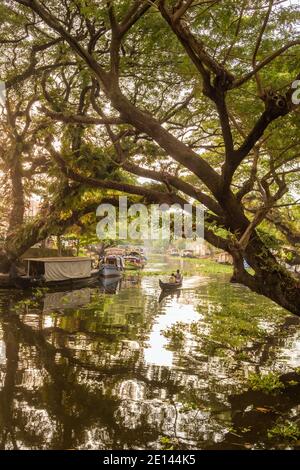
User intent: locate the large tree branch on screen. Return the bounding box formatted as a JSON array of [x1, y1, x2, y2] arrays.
[[118, 1, 151, 36], [6, 60, 77, 88], [252, 0, 274, 95], [235, 105, 290, 161], [122, 161, 224, 217], [15, 0, 111, 89], [266, 210, 300, 246], [40, 105, 124, 125], [15, 0, 223, 199], [225, 96, 292, 185], [232, 40, 300, 89], [203, 226, 229, 252], [158, 1, 234, 83], [47, 143, 188, 206]]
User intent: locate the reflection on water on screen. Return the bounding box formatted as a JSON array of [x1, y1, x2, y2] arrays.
[[144, 277, 206, 368], [0, 258, 300, 450]]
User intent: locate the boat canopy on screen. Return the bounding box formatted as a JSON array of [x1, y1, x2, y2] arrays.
[[23, 257, 92, 282], [105, 247, 126, 256], [128, 251, 142, 257], [104, 255, 124, 269]]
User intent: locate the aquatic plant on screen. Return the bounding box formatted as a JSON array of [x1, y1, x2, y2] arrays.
[[162, 322, 186, 348], [268, 421, 300, 441]]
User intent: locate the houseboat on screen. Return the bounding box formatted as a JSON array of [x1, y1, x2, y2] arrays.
[[124, 251, 145, 270], [14, 257, 99, 289]]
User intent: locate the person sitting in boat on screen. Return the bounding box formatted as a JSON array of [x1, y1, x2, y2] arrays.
[[169, 273, 176, 283], [175, 269, 182, 283]]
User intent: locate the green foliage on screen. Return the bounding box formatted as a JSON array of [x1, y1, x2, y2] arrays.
[[161, 272, 288, 365], [268, 421, 300, 441], [256, 228, 282, 251], [162, 322, 186, 348], [179, 401, 199, 413], [248, 372, 285, 394], [0, 0, 299, 322], [160, 436, 175, 451], [12, 298, 40, 312]]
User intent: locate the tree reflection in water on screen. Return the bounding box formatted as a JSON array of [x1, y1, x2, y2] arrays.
[[0, 274, 300, 450]]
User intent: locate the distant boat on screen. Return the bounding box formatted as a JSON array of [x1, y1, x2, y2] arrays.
[[216, 252, 233, 265], [98, 255, 124, 277], [182, 249, 196, 258], [124, 251, 145, 270], [104, 247, 126, 257], [14, 257, 99, 289], [159, 279, 182, 290], [169, 250, 180, 257]]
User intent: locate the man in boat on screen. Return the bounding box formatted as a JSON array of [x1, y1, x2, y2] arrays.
[[175, 269, 182, 283], [169, 273, 176, 283]]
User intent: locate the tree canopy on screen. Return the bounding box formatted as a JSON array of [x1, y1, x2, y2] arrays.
[[0, 0, 299, 313]]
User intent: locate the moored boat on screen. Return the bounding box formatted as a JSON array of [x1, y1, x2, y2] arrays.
[[14, 257, 99, 289], [182, 249, 196, 258], [169, 250, 180, 257], [124, 251, 145, 270], [98, 255, 124, 277], [124, 256, 145, 270]]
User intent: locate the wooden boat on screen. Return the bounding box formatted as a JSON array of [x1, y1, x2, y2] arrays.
[[98, 255, 124, 277], [14, 257, 99, 289], [159, 279, 182, 290]]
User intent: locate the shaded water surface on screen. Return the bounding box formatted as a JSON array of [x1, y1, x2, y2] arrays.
[[0, 257, 300, 449]]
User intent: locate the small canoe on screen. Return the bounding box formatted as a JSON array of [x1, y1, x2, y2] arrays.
[[159, 279, 182, 290]]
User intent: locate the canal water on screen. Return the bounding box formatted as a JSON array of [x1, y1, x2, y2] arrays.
[[0, 256, 300, 450]]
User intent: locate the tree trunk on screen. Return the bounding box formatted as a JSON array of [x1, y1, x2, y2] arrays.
[[57, 235, 62, 256], [7, 152, 25, 236], [231, 234, 300, 316], [0, 193, 120, 273], [0, 150, 26, 273]]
